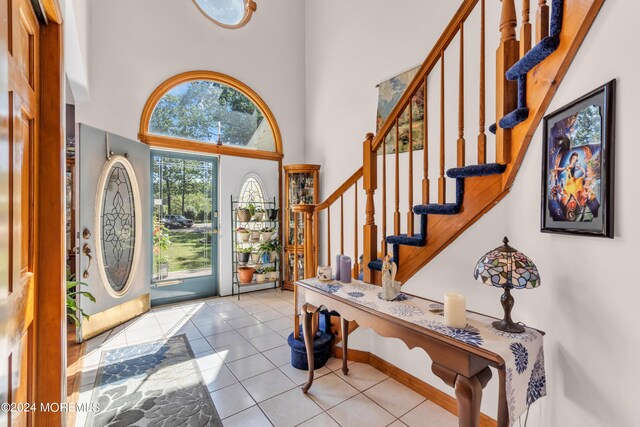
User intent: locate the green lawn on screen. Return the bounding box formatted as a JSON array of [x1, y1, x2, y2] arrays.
[[163, 227, 212, 272]]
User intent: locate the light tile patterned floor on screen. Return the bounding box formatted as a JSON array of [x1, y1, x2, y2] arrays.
[[76, 289, 458, 427]]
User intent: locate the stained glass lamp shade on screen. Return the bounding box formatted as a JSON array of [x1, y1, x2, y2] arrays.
[[474, 237, 540, 333]]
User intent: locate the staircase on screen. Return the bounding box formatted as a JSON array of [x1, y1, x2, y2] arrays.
[[290, 0, 605, 294]]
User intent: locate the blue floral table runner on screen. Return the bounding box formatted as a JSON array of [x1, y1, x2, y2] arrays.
[[298, 278, 546, 425]]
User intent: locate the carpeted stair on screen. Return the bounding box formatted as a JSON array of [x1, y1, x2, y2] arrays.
[[368, 163, 506, 272], [490, 0, 564, 135]]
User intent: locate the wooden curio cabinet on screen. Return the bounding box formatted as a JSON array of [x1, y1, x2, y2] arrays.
[[283, 164, 320, 290]]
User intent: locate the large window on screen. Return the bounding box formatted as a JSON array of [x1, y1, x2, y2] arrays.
[[193, 0, 256, 28], [238, 175, 266, 207], [140, 71, 282, 161]]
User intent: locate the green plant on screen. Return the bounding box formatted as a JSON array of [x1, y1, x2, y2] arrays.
[[264, 239, 282, 253], [153, 216, 172, 253], [237, 246, 253, 253], [255, 267, 266, 275], [260, 227, 275, 232], [264, 266, 276, 273], [247, 203, 256, 217], [155, 254, 171, 265], [67, 279, 95, 327]]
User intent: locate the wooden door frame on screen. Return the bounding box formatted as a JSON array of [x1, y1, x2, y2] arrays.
[[33, 1, 65, 424]]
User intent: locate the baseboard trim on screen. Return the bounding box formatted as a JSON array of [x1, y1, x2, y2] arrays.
[[334, 347, 497, 427]]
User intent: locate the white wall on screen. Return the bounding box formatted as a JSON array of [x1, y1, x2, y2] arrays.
[[75, 0, 306, 164], [305, 1, 640, 426], [218, 156, 280, 296]]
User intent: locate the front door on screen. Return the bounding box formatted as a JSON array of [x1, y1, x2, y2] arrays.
[[150, 151, 219, 306], [76, 125, 151, 341], [1, 0, 39, 424]]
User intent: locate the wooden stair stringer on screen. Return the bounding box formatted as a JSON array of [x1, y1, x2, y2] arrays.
[[502, 0, 605, 190], [395, 174, 508, 284]]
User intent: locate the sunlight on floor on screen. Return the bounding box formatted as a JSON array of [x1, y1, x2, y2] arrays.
[[75, 289, 457, 426]]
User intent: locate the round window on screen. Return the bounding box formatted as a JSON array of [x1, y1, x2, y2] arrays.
[[193, 0, 256, 28]]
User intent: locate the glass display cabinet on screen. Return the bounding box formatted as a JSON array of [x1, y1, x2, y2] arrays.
[[283, 164, 320, 290]]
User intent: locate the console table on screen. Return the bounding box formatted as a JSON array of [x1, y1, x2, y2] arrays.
[[295, 278, 546, 427]]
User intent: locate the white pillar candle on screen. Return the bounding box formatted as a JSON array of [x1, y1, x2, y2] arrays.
[[444, 293, 466, 329]]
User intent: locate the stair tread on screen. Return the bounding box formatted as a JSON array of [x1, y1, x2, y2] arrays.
[[386, 234, 425, 247], [446, 163, 507, 178], [413, 203, 460, 215], [368, 257, 396, 271]]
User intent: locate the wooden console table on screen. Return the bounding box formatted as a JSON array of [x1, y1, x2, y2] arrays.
[[295, 279, 546, 427]]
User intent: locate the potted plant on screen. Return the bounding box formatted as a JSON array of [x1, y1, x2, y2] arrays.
[[253, 207, 265, 221], [268, 240, 282, 263], [237, 266, 255, 284], [237, 246, 252, 265], [153, 217, 172, 279], [237, 227, 250, 242], [237, 207, 251, 222], [155, 255, 170, 279], [247, 203, 256, 220], [260, 227, 275, 241], [250, 250, 262, 265], [250, 228, 261, 241], [265, 266, 278, 281], [255, 267, 267, 282], [266, 208, 278, 221], [66, 270, 96, 326]]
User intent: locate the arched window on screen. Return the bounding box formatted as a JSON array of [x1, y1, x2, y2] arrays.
[[193, 0, 256, 29], [139, 71, 282, 161], [238, 175, 267, 207]]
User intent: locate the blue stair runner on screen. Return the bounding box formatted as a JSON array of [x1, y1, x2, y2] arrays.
[[368, 163, 506, 272], [490, 0, 564, 134]]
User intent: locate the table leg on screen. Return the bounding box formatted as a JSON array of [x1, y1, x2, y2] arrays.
[[301, 306, 315, 393], [340, 317, 349, 375], [497, 368, 509, 427], [455, 374, 483, 427]]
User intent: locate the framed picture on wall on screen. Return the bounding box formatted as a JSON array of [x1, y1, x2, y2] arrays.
[[541, 80, 616, 238]]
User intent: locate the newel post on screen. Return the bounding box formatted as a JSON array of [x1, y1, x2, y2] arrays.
[[363, 133, 377, 283], [496, 0, 519, 164]]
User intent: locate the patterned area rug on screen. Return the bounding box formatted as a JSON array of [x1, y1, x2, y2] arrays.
[[86, 334, 222, 426]]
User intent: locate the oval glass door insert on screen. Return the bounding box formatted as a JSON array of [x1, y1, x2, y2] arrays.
[[96, 156, 141, 296]]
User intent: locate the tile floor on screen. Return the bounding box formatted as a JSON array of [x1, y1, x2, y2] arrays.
[[75, 289, 458, 427]]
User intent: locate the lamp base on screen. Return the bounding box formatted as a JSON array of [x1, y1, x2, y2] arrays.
[[494, 287, 525, 333], [491, 319, 525, 333]]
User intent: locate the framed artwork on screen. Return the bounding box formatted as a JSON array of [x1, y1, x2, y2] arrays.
[[541, 80, 616, 238], [376, 66, 424, 155]]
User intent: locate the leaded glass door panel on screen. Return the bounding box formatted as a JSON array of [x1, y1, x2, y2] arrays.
[[77, 125, 151, 341]]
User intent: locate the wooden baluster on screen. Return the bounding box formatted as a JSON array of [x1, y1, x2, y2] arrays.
[[478, 0, 487, 165], [353, 182, 359, 279], [536, 0, 549, 42], [313, 210, 319, 270], [363, 133, 377, 283], [422, 79, 430, 204], [439, 52, 446, 204], [327, 206, 331, 266], [381, 139, 387, 257], [303, 208, 315, 280], [293, 211, 299, 339], [394, 119, 401, 234], [407, 104, 414, 236], [521, 0, 532, 57], [457, 23, 465, 167], [340, 195, 344, 254], [496, 0, 519, 164]]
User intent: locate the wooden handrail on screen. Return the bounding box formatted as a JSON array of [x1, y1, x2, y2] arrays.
[[371, 0, 479, 153], [315, 167, 363, 211]]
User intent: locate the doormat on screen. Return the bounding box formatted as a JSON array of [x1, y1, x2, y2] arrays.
[[86, 334, 222, 426]]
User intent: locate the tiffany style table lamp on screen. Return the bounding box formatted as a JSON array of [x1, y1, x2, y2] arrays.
[[474, 237, 541, 333]]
